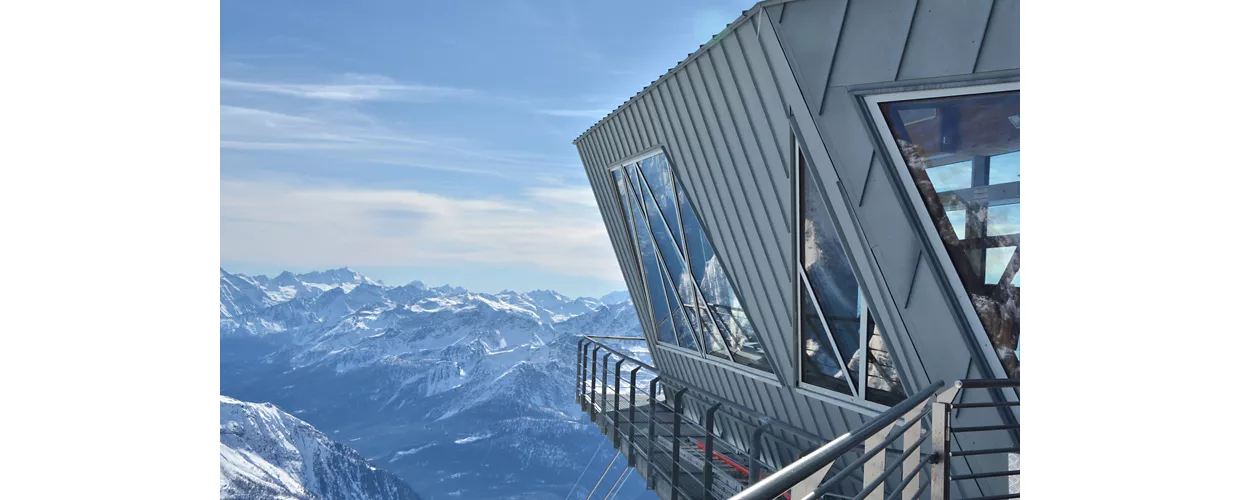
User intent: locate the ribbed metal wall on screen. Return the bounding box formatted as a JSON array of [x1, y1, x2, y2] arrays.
[[575, 2, 1019, 496]]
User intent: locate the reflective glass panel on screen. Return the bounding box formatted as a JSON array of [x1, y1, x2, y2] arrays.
[[638, 155, 683, 249], [672, 176, 771, 371], [863, 314, 906, 405], [800, 281, 853, 395], [881, 90, 1020, 378], [801, 162, 863, 387]]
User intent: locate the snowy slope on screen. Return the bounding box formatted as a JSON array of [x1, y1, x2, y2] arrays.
[[220, 396, 422, 500]]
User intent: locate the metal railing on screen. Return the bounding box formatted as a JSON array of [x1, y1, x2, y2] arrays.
[[929, 380, 1020, 500], [733, 379, 1018, 500], [577, 336, 827, 499], [731, 381, 943, 500], [575, 336, 1018, 500]]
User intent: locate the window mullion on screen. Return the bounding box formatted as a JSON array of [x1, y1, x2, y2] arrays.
[[858, 297, 868, 401]]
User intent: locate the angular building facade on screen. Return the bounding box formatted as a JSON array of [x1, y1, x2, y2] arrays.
[[573, 1, 1018, 498]]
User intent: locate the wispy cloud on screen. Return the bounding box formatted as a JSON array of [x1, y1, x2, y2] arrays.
[[219, 104, 576, 176], [536, 108, 612, 118], [220, 104, 429, 151], [526, 186, 598, 207], [221, 180, 619, 281], [221, 74, 476, 102]]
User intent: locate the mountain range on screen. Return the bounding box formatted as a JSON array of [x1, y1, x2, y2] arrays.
[[220, 267, 654, 499]]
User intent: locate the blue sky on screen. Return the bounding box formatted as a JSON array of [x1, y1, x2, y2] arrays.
[[220, 0, 755, 298]]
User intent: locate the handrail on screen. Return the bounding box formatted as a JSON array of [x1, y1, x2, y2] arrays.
[[730, 381, 945, 500], [583, 335, 658, 372], [580, 337, 823, 447]]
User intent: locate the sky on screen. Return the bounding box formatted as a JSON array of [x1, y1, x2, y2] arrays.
[[220, 0, 756, 298]]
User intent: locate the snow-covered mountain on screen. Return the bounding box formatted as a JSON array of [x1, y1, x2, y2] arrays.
[[220, 268, 654, 499], [599, 290, 630, 305], [220, 396, 422, 500]]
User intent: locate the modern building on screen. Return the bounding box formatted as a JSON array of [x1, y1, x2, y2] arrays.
[[572, 1, 1018, 499]]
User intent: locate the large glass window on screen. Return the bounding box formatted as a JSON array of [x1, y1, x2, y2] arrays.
[[612, 152, 772, 373], [880, 89, 1020, 379], [798, 148, 907, 406]]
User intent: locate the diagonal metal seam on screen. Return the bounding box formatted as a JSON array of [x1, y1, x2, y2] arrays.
[[972, 0, 998, 74], [904, 250, 923, 309], [816, 0, 851, 116], [893, 0, 922, 82], [857, 150, 877, 207]]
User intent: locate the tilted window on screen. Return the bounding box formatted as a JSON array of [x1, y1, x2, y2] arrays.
[[879, 89, 1021, 379], [798, 147, 907, 406], [612, 152, 772, 373]]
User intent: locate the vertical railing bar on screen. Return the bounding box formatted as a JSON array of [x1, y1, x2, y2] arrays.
[[576, 338, 586, 405], [589, 345, 601, 417], [628, 367, 641, 466], [598, 353, 612, 424], [647, 377, 662, 489], [749, 423, 770, 486], [701, 403, 722, 500], [614, 358, 625, 446], [671, 388, 688, 500]]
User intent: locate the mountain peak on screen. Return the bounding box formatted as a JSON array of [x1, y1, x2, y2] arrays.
[[599, 290, 630, 305]]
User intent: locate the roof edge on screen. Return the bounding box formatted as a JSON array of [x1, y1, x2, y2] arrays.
[[571, 0, 798, 146]]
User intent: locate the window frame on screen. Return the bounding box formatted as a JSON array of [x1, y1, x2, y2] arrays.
[[862, 81, 1020, 383], [793, 140, 908, 414]]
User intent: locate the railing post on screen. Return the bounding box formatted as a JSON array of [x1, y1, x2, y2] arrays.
[[614, 358, 625, 446], [670, 388, 688, 500], [930, 384, 961, 500], [576, 338, 587, 405], [598, 353, 612, 426], [647, 377, 662, 489], [628, 367, 641, 466], [588, 345, 601, 415], [747, 424, 770, 486], [702, 403, 722, 500]]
